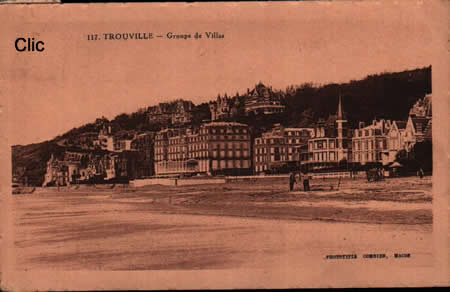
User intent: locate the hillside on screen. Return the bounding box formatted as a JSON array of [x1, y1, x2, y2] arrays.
[[282, 66, 431, 128], [11, 66, 431, 185], [12, 141, 65, 186]]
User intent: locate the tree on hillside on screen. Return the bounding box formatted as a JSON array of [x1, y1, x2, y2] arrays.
[[190, 102, 211, 125]]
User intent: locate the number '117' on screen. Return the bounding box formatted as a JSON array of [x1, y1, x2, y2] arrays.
[[88, 34, 99, 41]]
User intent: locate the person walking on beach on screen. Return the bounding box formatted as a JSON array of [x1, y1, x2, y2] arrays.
[[302, 170, 310, 192], [289, 172, 296, 192], [418, 167, 424, 179]]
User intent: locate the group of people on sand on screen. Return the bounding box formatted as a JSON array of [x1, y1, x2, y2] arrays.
[[289, 170, 311, 192]]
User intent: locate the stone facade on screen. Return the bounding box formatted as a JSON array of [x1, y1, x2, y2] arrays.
[[352, 119, 391, 166], [254, 124, 313, 173], [383, 120, 407, 165], [155, 122, 251, 176], [306, 96, 352, 169]]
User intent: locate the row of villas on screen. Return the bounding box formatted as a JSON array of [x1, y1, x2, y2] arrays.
[[42, 93, 432, 183], [42, 128, 156, 186], [305, 95, 432, 170], [42, 151, 135, 187], [153, 94, 432, 176]]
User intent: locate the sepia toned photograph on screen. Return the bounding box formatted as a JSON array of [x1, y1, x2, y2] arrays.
[[1, 1, 448, 290]]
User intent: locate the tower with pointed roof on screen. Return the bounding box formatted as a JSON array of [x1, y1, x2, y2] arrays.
[[336, 94, 348, 162]]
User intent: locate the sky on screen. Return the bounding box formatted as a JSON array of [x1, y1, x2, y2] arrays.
[[2, 2, 438, 146]]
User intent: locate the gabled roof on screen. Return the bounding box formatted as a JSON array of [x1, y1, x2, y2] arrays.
[[248, 82, 275, 98], [410, 117, 431, 133], [395, 121, 407, 130]]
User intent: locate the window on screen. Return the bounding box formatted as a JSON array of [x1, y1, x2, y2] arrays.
[[330, 152, 335, 161]]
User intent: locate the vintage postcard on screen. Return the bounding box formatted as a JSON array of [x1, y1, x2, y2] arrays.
[[0, 1, 448, 290]]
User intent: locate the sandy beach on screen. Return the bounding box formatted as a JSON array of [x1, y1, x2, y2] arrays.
[[11, 176, 432, 270]]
